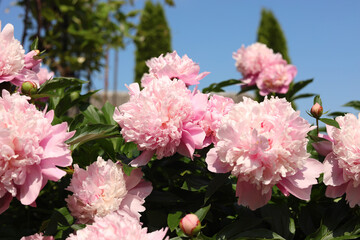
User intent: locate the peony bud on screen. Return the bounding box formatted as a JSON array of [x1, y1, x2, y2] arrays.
[[179, 213, 201, 237], [21, 81, 37, 95], [310, 102, 323, 118]]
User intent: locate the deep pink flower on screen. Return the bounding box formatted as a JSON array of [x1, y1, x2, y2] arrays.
[[21, 233, 54, 240], [198, 94, 234, 145], [114, 77, 206, 166], [233, 43, 285, 86], [0, 23, 25, 84], [314, 114, 360, 207], [66, 156, 152, 224], [141, 51, 209, 87], [0, 90, 74, 214], [66, 211, 168, 240], [206, 97, 323, 210], [256, 63, 297, 96]]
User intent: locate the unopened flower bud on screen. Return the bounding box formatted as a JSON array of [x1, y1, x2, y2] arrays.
[[179, 213, 201, 237], [310, 103, 323, 118], [21, 81, 37, 95]]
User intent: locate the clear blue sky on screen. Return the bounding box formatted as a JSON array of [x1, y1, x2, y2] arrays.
[[1, 0, 360, 124]]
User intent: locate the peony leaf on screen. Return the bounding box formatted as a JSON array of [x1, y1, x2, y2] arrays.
[[167, 211, 183, 232], [194, 204, 211, 222], [202, 79, 239, 93], [343, 101, 360, 111], [286, 79, 313, 99], [37, 77, 87, 94], [319, 118, 340, 129]]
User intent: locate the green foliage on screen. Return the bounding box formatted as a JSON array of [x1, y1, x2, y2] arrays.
[[257, 8, 291, 63], [134, 0, 172, 84]]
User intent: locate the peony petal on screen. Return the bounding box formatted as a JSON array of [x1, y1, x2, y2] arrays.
[[283, 158, 323, 189], [129, 150, 155, 167], [206, 148, 232, 173], [323, 153, 346, 186], [345, 182, 360, 207], [312, 140, 333, 156], [128, 181, 153, 199], [277, 178, 312, 201], [177, 129, 196, 159], [325, 184, 347, 198], [0, 192, 13, 214], [18, 165, 43, 205], [236, 179, 272, 210]]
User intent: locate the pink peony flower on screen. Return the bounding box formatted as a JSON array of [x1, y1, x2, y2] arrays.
[[114, 77, 206, 166], [179, 213, 201, 237], [37, 67, 54, 85], [233, 43, 285, 86], [198, 94, 234, 145], [0, 90, 74, 214], [21, 233, 54, 240], [141, 51, 209, 87], [206, 97, 323, 210], [314, 114, 360, 207], [0, 23, 25, 84], [256, 63, 297, 96], [66, 211, 168, 240], [66, 156, 152, 224]]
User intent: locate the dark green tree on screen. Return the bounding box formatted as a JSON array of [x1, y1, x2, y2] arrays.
[[134, 0, 172, 84], [257, 8, 291, 63]]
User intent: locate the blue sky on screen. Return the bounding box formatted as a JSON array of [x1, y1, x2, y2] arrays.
[[1, 0, 360, 123]]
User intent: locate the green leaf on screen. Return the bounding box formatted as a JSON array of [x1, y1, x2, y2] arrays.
[[343, 101, 360, 111], [55, 90, 98, 117], [261, 204, 293, 240], [31, 37, 39, 50], [204, 173, 230, 204], [286, 79, 313, 99], [313, 95, 322, 106], [66, 124, 120, 148], [195, 205, 211, 222], [327, 111, 346, 117], [216, 212, 262, 240], [202, 79, 239, 93], [291, 93, 315, 101], [101, 102, 117, 124], [238, 84, 258, 94], [319, 118, 340, 129], [37, 77, 87, 94], [167, 211, 183, 232], [82, 105, 105, 124], [231, 228, 285, 240]]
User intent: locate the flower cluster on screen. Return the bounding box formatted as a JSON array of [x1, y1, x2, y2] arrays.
[[67, 211, 168, 240], [0, 22, 53, 89], [206, 97, 323, 210], [114, 51, 235, 166], [233, 42, 297, 96], [0, 90, 74, 214], [66, 156, 152, 224], [141, 51, 209, 87], [313, 114, 360, 207]]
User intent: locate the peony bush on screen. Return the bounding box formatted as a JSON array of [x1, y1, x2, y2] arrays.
[[1, 23, 360, 240]]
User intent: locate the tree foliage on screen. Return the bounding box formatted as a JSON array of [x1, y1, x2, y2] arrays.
[[17, 0, 137, 88], [134, 0, 172, 84], [257, 8, 291, 63]]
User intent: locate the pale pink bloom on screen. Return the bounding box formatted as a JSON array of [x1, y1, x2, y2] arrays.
[[37, 67, 54, 85], [256, 63, 297, 96], [141, 51, 209, 87], [0, 23, 25, 84], [206, 97, 323, 210], [198, 94, 234, 145], [66, 156, 152, 224], [233, 43, 285, 86], [0, 90, 74, 214], [21, 233, 54, 240], [24, 50, 42, 73], [180, 213, 201, 237], [314, 114, 360, 207], [66, 211, 168, 240], [114, 77, 206, 166]]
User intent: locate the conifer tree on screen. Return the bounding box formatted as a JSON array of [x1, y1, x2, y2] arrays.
[[257, 9, 291, 63], [134, 0, 172, 84]]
